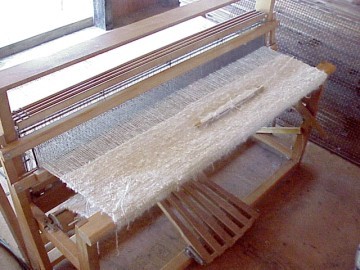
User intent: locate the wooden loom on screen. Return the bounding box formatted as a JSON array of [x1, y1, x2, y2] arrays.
[[0, 0, 335, 269]]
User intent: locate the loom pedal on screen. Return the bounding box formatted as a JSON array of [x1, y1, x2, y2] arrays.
[[158, 179, 259, 265]]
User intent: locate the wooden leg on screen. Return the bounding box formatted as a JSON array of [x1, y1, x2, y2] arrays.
[[0, 182, 29, 261], [2, 158, 52, 269], [76, 226, 100, 270], [11, 186, 52, 270], [75, 212, 115, 270], [292, 87, 324, 163]]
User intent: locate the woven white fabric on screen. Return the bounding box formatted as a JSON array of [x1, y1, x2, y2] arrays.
[[37, 47, 327, 227]]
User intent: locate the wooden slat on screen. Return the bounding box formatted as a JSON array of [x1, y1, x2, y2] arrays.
[[256, 127, 301, 135], [191, 181, 250, 229], [0, 20, 277, 160], [0, 0, 240, 94], [12, 174, 37, 193], [252, 133, 292, 159], [167, 193, 224, 253], [175, 189, 233, 245], [48, 248, 66, 267], [0, 93, 26, 175], [183, 183, 241, 235], [0, 159, 31, 266], [199, 179, 259, 219], [158, 199, 212, 263]]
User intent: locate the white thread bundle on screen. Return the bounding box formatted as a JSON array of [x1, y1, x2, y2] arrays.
[[196, 85, 264, 127]]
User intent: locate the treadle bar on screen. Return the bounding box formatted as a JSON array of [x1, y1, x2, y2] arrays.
[[158, 179, 259, 265]]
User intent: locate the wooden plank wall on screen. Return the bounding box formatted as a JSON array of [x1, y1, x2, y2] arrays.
[[112, 0, 160, 18], [111, 0, 180, 27]]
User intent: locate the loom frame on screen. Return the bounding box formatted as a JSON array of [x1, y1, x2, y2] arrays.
[[0, 0, 335, 269]]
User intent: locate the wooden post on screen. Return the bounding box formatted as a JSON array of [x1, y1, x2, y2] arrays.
[[255, 0, 277, 47], [1, 92, 53, 269], [76, 228, 100, 270], [0, 181, 25, 254], [291, 88, 323, 163], [10, 186, 52, 269], [292, 62, 336, 163], [0, 92, 29, 263], [93, 0, 113, 30]]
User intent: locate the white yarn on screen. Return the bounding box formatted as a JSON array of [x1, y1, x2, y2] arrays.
[[196, 85, 265, 127], [52, 48, 327, 228]]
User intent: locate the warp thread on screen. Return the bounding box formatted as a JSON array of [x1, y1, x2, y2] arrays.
[[38, 47, 327, 228]]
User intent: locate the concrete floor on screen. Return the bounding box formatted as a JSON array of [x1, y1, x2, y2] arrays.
[[188, 141, 360, 270]]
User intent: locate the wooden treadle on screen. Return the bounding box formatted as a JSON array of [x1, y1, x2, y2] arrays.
[[158, 179, 259, 265]]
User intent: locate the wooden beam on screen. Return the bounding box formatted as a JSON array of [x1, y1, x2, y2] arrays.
[[0, 20, 278, 160], [0, 93, 17, 143], [252, 133, 292, 159], [162, 251, 192, 270], [93, 0, 113, 30], [317, 61, 336, 76], [13, 170, 58, 195], [76, 212, 116, 246], [0, 93, 26, 176], [255, 0, 276, 46], [15, 11, 265, 131], [10, 186, 52, 269], [256, 127, 301, 135], [76, 226, 100, 270], [0, 0, 239, 94], [255, 0, 275, 20]]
